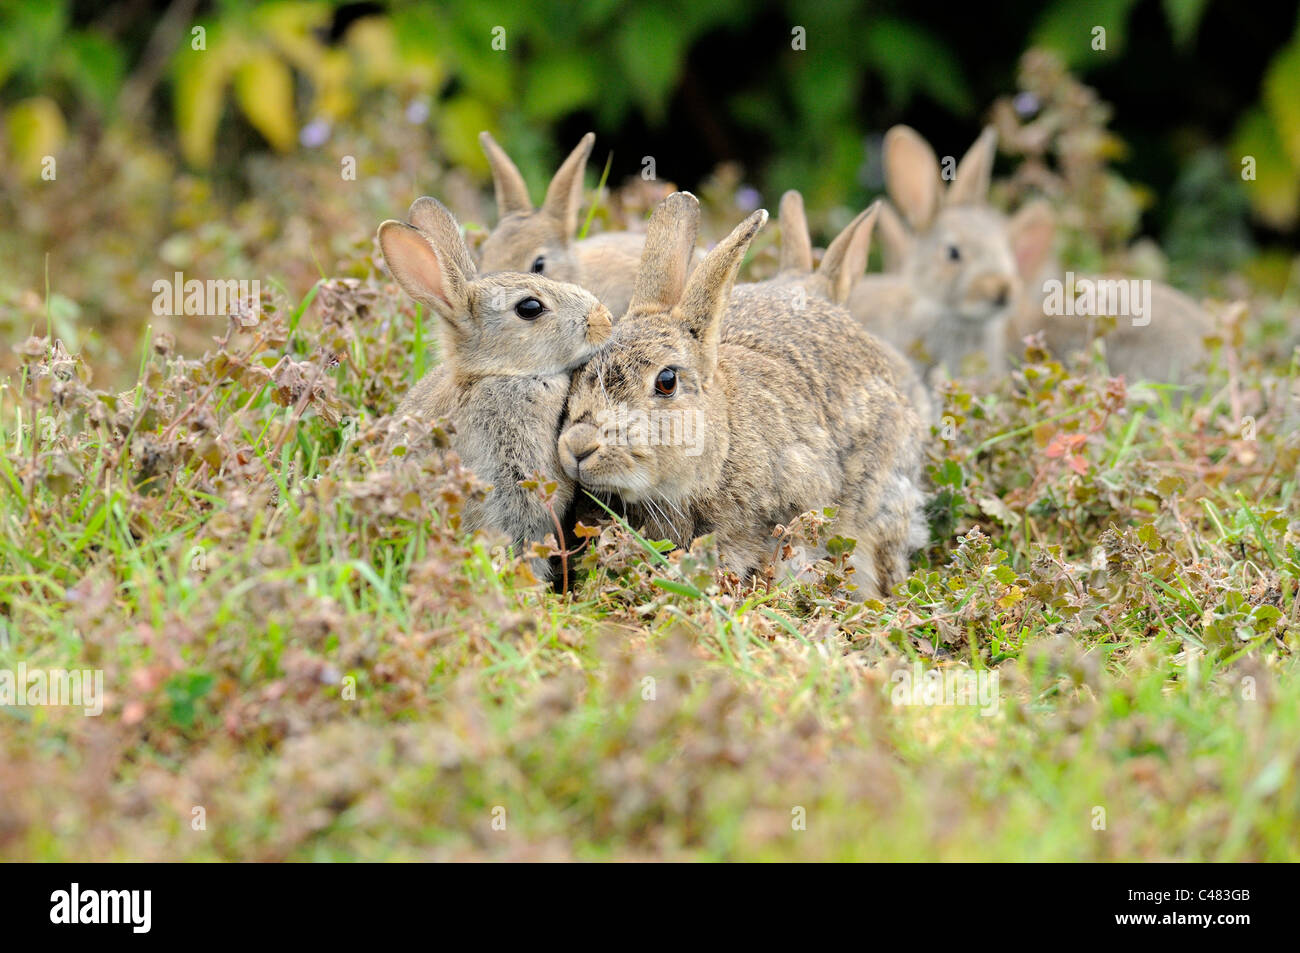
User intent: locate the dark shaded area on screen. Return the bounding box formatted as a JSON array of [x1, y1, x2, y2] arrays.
[[551, 0, 1299, 245], [48, 0, 1300, 253]]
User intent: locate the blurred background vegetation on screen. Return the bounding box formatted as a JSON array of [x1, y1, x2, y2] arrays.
[[2, 0, 1299, 384]]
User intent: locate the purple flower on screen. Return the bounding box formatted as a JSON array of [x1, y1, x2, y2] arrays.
[[1013, 92, 1040, 119], [300, 118, 331, 149], [736, 186, 761, 212], [405, 99, 430, 124]]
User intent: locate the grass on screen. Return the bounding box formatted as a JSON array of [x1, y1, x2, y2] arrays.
[[0, 267, 1297, 862]]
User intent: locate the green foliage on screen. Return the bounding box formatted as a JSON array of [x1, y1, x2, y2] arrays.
[[0, 1, 125, 103], [2, 0, 1298, 233], [1030, 0, 1216, 64], [0, 0, 124, 179], [1232, 11, 1300, 229], [1162, 0, 1212, 49], [862, 17, 973, 114], [1032, 0, 1140, 63], [0, 0, 983, 206], [1163, 149, 1254, 290]]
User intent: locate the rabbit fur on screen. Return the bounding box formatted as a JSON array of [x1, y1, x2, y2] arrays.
[[558, 191, 927, 598], [851, 125, 1055, 382], [478, 131, 645, 318], [762, 189, 934, 423], [378, 196, 613, 579]]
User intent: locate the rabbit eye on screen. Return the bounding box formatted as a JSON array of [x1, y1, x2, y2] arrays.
[[530, 255, 546, 274], [514, 297, 545, 320], [946, 244, 961, 262], [654, 368, 677, 397]]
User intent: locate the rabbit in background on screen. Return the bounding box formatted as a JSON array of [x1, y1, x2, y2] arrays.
[[859, 124, 1214, 387], [1006, 264, 1215, 389], [378, 196, 613, 581], [477, 131, 646, 318], [761, 188, 933, 423], [558, 191, 927, 599], [850, 124, 1056, 384]]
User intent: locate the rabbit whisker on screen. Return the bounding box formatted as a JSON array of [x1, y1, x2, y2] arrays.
[[661, 494, 688, 526], [648, 498, 674, 537]]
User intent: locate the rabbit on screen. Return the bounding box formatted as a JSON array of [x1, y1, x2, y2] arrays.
[[850, 124, 1056, 383], [762, 189, 933, 423], [863, 124, 1213, 385], [558, 191, 927, 599], [377, 196, 613, 580], [477, 131, 646, 318], [1007, 265, 1214, 387]]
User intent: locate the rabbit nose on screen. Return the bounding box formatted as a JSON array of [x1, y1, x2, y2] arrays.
[[587, 304, 613, 342], [970, 273, 1014, 308], [561, 423, 602, 474]]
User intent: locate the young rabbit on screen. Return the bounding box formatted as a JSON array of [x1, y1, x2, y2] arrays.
[[558, 192, 927, 599], [765, 189, 933, 423], [1007, 266, 1214, 387], [378, 196, 613, 580], [850, 125, 1055, 382], [865, 124, 1213, 385], [478, 131, 645, 317]]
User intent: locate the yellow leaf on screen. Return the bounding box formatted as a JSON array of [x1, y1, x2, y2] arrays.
[[1232, 107, 1299, 230], [347, 16, 401, 86], [4, 97, 66, 181], [234, 51, 297, 153], [1263, 32, 1300, 169], [174, 32, 235, 168], [257, 1, 332, 74], [312, 48, 355, 122]]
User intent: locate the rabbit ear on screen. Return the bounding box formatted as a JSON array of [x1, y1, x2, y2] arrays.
[[884, 125, 941, 230], [541, 132, 595, 239], [1007, 199, 1056, 281], [379, 217, 470, 326], [817, 202, 879, 306], [479, 131, 533, 217], [628, 191, 700, 315], [875, 199, 913, 270], [948, 126, 997, 205], [778, 190, 814, 274], [407, 196, 476, 281], [679, 208, 767, 358]]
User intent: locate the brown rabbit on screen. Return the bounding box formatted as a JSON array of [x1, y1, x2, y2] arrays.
[[764, 189, 933, 422], [558, 192, 927, 598], [378, 197, 613, 580], [478, 131, 645, 317], [851, 125, 1055, 382], [866, 124, 1212, 384], [1007, 268, 1214, 387]]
